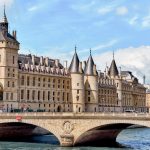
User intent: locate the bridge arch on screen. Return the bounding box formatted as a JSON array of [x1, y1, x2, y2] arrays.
[[0, 119, 61, 144], [73, 119, 150, 146]]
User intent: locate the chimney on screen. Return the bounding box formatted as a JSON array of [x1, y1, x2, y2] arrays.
[[45, 57, 49, 66], [40, 56, 43, 66], [64, 60, 68, 69], [83, 61, 86, 71], [32, 55, 35, 65], [55, 59, 59, 67], [93, 64, 97, 75], [79, 62, 82, 73], [12, 30, 17, 39], [143, 75, 146, 84], [119, 66, 121, 77]]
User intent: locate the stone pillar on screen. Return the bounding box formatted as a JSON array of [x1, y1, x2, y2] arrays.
[[60, 121, 74, 146]]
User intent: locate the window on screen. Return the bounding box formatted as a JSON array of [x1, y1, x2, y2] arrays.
[[0, 55, 1, 62], [11, 93, 13, 100], [63, 92, 65, 101], [6, 93, 9, 100], [27, 76, 30, 86], [33, 77, 36, 86], [27, 90, 30, 100], [77, 83, 79, 86], [21, 76, 24, 85], [21, 90, 24, 99], [48, 91, 50, 100], [32, 90, 35, 100], [77, 90, 79, 94], [12, 82, 15, 87], [88, 91, 90, 95], [88, 97, 90, 102], [8, 81, 10, 87], [38, 91, 40, 100], [67, 93, 69, 101], [43, 91, 45, 100], [13, 56, 15, 64]]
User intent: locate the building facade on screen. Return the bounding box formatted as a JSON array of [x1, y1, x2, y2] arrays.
[[0, 10, 146, 112]]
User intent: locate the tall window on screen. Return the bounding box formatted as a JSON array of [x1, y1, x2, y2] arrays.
[[7, 81, 10, 87], [13, 56, 15, 64], [27, 76, 30, 86], [67, 93, 69, 101], [32, 90, 35, 100], [21, 76, 24, 85], [43, 91, 45, 100], [6, 93, 9, 100], [11, 93, 13, 100], [33, 77, 36, 86], [48, 91, 50, 100], [0, 55, 1, 62], [12, 82, 15, 87], [27, 90, 30, 100], [38, 91, 40, 101], [21, 90, 24, 99]]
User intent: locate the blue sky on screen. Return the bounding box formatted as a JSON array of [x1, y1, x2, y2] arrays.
[[1, 0, 150, 82]]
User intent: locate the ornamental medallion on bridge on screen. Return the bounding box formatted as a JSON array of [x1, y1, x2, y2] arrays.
[[62, 121, 74, 134]]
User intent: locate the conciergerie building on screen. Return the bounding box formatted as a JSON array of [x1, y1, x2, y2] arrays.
[[0, 9, 146, 112]]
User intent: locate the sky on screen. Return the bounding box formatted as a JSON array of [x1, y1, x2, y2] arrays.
[[1, 0, 150, 83]]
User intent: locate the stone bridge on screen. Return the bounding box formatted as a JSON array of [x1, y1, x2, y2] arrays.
[[0, 112, 150, 146]]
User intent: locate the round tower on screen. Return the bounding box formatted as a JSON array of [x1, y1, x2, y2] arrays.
[[69, 47, 85, 113], [84, 50, 98, 112]]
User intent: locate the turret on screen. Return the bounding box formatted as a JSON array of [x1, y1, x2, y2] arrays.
[[108, 51, 119, 78], [0, 7, 19, 111], [69, 46, 85, 112], [84, 49, 98, 112]]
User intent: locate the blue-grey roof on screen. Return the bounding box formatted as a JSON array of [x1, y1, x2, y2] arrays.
[[85, 54, 95, 75], [69, 51, 80, 73]]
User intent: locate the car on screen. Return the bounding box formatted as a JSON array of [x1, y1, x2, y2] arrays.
[[124, 110, 135, 113]]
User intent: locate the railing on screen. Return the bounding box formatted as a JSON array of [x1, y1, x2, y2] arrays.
[[0, 112, 149, 118]]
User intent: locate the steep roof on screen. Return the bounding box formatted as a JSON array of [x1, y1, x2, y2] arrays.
[[108, 59, 119, 77], [85, 53, 95, 75], [69, 50, 80, 73]]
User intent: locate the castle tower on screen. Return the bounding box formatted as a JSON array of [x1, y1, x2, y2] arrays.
[[0, 7, 19, 111], [108, 52, 122, 110], [69, 46, 85, 112], [84, 49, 98, 112]]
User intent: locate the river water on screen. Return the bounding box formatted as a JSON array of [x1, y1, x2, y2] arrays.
[[0, 128, 150, 150]]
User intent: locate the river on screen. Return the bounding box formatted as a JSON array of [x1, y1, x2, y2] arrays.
[[0, 127, 150, 150]]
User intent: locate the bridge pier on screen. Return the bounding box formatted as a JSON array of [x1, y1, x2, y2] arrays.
[[60, 134, 74, 147]]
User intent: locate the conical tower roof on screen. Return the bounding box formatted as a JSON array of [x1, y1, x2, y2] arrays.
[[2, 5, 8, 23], [108, 52, 118, 77], [85, 49, 95, 75], [69, 46, 80, 73]]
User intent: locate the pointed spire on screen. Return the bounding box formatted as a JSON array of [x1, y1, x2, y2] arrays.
[[113, 51, 114, 60], [108, 52, 119, 77], [85, 48, 96, 75], [75, 45, 77, 53], [69, 47, 80, 73], [2, 4, 8, 23]]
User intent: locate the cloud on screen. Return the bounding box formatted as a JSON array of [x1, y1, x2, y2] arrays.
[[0, 0, 14, 8], [28, 6, 39, 12], [116, 6, 128, 15], [93, 46, 150, 83], [71, 1, 95, 12], [128, 16, 138, 25], [78, 39, 118, 54], [142, 15, 150, 28], [97, 5, 113, 15]]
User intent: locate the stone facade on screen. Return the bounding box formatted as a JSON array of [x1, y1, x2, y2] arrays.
[[0, 10, 146, 113]]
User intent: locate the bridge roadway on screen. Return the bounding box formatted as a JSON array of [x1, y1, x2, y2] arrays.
[[0, 112, 150, 146]]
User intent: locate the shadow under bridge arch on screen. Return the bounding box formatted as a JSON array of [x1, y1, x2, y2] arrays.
[[74, 123, 147, 147], [0, 122, 60, 145]]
